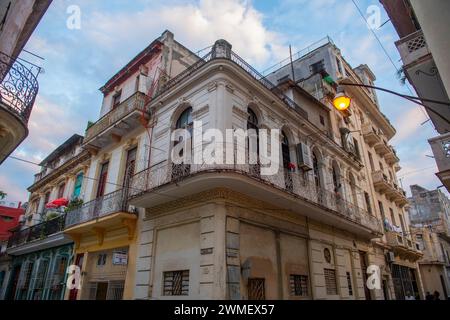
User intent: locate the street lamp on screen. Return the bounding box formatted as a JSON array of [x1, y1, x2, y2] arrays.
[[333, 86, 352, 111], [331, 82, 450, 126]]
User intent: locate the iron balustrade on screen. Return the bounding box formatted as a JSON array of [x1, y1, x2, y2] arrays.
[[130, 161, 382, 234], [0, 51, 39, 124], [154, 49, 309, 121], [7, 214, 66, 248], [65, 189, 135, 228], [84, 92, 146, 143]]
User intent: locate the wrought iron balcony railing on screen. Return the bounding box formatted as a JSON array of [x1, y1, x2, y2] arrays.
[[130, 161, 382, 234], [0, 51, 39, 125], [156, 49, 309, 121], [84, 92, 146, 144], [7, 214, 66, 248], [65, 189, 135, 228]]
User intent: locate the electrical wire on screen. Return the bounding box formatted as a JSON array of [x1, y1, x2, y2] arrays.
[[350, 0, 431, 123]]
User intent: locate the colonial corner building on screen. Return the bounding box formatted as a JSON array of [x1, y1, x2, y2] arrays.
[[1, 30, 427, 300]]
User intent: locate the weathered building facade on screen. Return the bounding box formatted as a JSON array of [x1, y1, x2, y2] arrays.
[[126, 36, 422, 300], [0, 134, 90, 300], [62, 30, 199, 300], [380, 0, 450, 193], [408, 185, 450, 299]]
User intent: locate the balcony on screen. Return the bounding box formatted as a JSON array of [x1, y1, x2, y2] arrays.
[[386, 231, 422, 261], [83, 92, 146, 148], [429, 132, 450, 192], [6, 214, 71, 255], [385, 146, 400, 165], [0, 52, 39, 164], [362, 123, 381, 147], [372, 171, 391, 193], [395, 30, 430, 67], [130, 162, 382, 239], [374, 141, 391, 156], [64, 189, 137, 238], [372, 171, 408, 207]]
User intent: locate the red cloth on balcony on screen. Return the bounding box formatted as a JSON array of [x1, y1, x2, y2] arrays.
[[45, 198, 69, 209]]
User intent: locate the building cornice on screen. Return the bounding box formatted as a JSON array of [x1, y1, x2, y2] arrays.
[[28, 150, 91, 193]]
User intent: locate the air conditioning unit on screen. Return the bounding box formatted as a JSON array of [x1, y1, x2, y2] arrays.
[[297, 143, 313, 171], [385, 251, 395, 263]]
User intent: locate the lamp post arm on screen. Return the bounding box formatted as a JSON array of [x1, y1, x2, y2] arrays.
[[339, 82, 450, 126], [339, 82, 450, 106]]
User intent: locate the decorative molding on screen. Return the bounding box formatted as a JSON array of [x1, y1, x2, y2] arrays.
[[232, 105, 249, 119], [145, 187, 290, 217], [225, 82, 235, 93], [177, 96, 190, 106], [192, 105, 209, 119], [208, 81, 218, 92], [154, 127, 170, 140]]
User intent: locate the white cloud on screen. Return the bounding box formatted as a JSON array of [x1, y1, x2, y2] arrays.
[[84, 0, 288, 67], [391, 105, 429, 144], [0, 175, 29, 203]]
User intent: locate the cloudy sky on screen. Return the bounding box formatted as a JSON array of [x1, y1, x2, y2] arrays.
[[0, 0, 443, 204]]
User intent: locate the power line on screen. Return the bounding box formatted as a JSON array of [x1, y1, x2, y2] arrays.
[[398, 166, 436, 179]]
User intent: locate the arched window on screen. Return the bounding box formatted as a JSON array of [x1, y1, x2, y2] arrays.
[[247, 108, 258, 130], [312, 151, 321, 189], [247, 108, 260, 177], [282, 131, 291, 169], [172, 107, 193, 180], [332, 164, 341, 193], [176, 107, 193, 131], [281, 131, 293, 192], [349, 173, 358, 206]]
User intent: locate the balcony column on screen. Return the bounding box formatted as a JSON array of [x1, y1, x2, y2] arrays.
[[37, 194, 46, 217]]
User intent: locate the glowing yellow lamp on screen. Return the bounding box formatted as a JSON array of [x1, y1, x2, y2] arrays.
[[333, 92, 351, 111]]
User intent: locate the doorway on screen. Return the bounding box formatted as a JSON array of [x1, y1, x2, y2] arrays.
[[6, 265, 21, 300]]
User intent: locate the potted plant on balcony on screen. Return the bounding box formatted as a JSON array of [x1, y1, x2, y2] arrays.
[[287, 162, 296, 172], [65, 198, 83, 213]]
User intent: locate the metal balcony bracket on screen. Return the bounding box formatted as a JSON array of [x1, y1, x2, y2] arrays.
[[92, 227, 105, 246], [122, 218, 137, 240]]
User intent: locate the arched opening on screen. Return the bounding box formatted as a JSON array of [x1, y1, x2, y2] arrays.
[[331, 162, 342, 207], [247, 108, 260, 177], [348, 173, 358, 207], [282, 131, 293, 192], [172, 107, 193, 180], [312, 151, 321, 189]]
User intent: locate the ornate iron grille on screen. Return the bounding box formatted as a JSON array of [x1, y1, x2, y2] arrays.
[[407, 35, 426, 53], [8, 214, 66, 248], [0, 51, 39, 124], [248, 278, 265, 300], [324, 269, 338, 295], [65, 189, 134, 228], [106, 281, 125, 300], [163, 270, 189, 296], [289, 275, 309, 297]]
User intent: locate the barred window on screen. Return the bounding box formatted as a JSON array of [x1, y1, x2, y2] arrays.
[[163, 270, 189, 296], [324, 269, 338, 295], [248, 278, 265, 300], [97, 254, 107, 266], [346, 272, 353, 296], [289, 275, 309, 297]]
